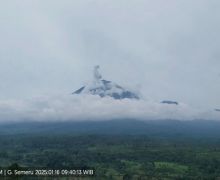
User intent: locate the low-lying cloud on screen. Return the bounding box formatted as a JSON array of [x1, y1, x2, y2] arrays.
[[0, 94, 219, 123]]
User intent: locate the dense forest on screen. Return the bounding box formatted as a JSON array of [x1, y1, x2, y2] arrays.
[[1, 134, 220, 179]]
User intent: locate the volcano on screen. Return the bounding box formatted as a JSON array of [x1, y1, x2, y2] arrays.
[[73, 66, 139, 100]]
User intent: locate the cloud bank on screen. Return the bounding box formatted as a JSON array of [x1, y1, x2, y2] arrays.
[[0, 95, 219, 123]]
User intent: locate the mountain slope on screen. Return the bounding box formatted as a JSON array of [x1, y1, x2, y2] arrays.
[[2, 120, 220, 138], [73, 66, 139, 100]]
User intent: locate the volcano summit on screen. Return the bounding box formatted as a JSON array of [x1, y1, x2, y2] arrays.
[[73, 66, 139, 100]]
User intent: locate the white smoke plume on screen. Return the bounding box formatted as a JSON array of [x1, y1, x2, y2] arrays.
[[94, 65, 102, 81]]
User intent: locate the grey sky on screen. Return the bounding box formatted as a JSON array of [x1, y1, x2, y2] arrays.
[[0, 0, 220, 109]]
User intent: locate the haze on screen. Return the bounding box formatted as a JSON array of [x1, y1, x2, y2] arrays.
[[0, 1, 220, 120]]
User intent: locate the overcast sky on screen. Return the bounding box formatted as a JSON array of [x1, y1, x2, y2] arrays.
[[0, 0, 220, 110]]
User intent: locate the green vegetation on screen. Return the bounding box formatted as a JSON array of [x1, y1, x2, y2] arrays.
[[1, 134, 220, 179]]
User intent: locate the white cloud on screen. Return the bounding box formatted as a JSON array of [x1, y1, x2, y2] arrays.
[[0, 94, 219, 122], [0, 0, 220, 109]]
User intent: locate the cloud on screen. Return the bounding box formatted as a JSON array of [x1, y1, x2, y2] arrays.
[[0, 0, 220, 109], [0, 94, 219, 123]]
